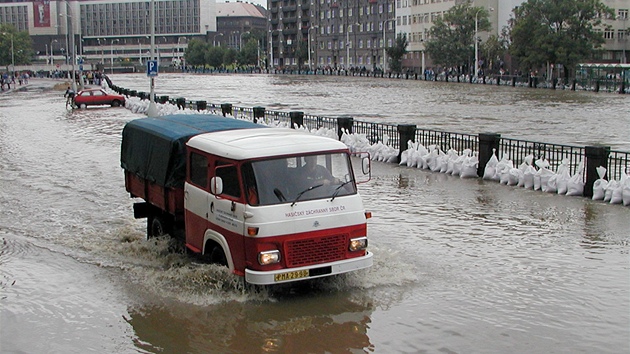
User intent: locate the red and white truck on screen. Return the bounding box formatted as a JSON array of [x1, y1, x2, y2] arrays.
[[121, 114, 373, 284]]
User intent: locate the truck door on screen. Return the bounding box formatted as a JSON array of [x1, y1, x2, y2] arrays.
[[184, 151, 211, 253], [208, 160, 246, 267]]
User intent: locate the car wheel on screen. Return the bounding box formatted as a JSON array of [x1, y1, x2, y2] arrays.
[[111, 100, 121, 107], [209, 246, 228, 266], [80, 104, 87, 109], [148, 215, 168, 239]]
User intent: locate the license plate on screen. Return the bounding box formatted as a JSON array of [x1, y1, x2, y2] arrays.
[[274, 269, 310, 282]]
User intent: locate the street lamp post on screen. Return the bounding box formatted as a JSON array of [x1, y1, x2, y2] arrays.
[[308, 26, 318, 71], [382, 20, 389, 73], [51, 39, 58, 67], [110, 38, 119, 74], [474, 7, 493, 79]]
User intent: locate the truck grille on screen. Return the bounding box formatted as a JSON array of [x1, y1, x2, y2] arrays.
[[286, 234, 346, 267]]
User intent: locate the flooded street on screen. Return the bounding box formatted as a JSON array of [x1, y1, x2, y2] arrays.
[[0, 75, 628, 353]]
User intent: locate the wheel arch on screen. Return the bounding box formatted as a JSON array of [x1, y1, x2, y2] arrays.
[[203, 230, 235, 271]]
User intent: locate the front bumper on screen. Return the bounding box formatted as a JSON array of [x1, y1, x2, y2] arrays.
[[245, 251, 373, 285]]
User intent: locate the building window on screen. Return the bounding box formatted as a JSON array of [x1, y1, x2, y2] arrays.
[[604, 29, 614, 39], [618, 9, 628, 20]]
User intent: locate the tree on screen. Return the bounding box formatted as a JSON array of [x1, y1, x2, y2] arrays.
[[206, 46, 225, 68], [184, 39, 209, 66], [508, 0, 614, 79], [237, 39, 259, 66], [385, 33, 409, 73], [294, 38, 308, 69], [0, 24, 34, 67], [481, 34, 509, 74], [425, 2, 492, 74]]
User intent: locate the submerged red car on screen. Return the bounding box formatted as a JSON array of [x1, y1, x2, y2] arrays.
[[73, 88, 125, 108]]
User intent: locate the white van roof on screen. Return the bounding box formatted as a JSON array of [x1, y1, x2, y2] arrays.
[[187, 128, 348, 160]]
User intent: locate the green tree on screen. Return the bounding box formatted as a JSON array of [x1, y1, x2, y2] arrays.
[[425, 2, 492, 74], [206, 46, 225, 68], [481, 34, 509, 74], [223, 48, 237, 66], [294, 38, 308, 69], [385, 33, 408, 73], [508, 0, 613, 79], [237, 38, 259, 66], [184, 39, 208, 66], [0, 24, 34, 67]]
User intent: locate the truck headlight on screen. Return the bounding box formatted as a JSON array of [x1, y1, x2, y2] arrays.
[[258, 250, 281, 265], [349, 237, 368, 252]]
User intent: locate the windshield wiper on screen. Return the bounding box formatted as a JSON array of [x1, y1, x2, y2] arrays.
[[273, 188, 287, 202], [291, 184, 323, 206], [330, 180, 353, 201]]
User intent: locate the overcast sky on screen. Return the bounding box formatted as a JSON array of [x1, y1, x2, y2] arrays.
[[221, 0, 267, 9]]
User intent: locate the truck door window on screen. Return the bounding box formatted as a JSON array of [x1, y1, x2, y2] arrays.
[[215, 162, 240, 198], [190, 152, 208, 188]]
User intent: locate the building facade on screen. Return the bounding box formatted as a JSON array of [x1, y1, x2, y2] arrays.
[[215, 2, 267, 51], [268, 0, 396, 70], [0, 0, 216, 67]]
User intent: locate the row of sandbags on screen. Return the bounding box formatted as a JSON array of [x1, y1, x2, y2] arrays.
[[592, 166, 630, 206], [398, 142, 480, 178], [482, 150, 585, 196]]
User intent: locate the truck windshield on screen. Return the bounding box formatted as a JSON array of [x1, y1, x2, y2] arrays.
[[245, 153, 357, 206]]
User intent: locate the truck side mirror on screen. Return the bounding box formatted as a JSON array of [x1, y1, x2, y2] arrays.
[[210, 176, 224, 195], [361, 156, 371, 175]]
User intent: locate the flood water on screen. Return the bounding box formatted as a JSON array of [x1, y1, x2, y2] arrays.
[[0, 75, 628, 353]]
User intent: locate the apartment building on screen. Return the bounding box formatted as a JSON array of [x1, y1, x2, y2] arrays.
[[268, 0, 396, 70]]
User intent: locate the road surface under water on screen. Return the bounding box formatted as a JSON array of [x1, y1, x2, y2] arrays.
[[0, 76, 628, 353]]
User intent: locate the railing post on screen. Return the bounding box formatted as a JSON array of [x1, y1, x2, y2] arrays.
[[584, 146, 610, 198], [337, 116, 354, 140], [477, 133, 501, 177], [253, 106, 265, 123], [221, 103, 233, 117], [397, 124, 417, 163], [290, 111, 304, 129]]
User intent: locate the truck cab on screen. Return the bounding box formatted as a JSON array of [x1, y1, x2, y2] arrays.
[[121, 114, 372, 285]]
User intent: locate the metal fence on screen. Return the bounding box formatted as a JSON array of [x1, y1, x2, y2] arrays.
[[104, 80, 630, 191]]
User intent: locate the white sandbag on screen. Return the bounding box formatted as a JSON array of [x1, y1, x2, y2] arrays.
[[539, 168, 556, 193], [592, 179, 608, 200], [622, 175, 630, 206], [483, 149, 499, 180], [399, 149, 409, 166], [426, 148, 441, 172], [592, 166, 608, 200], [609, 180, 623, 204], [566, 160, 585, 196], [460, 154, 479, 179], [546, 174, 558, 193], [523, 165, 536, 189], [604, 180, 618, 203], [556, 168, 571, 195], [508, 168, 521, 186]]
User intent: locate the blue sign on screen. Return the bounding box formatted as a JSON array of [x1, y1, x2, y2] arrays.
[[147, 60, 158, 77]]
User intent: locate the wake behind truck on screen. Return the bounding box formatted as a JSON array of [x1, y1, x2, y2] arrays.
[[121, 114, 373, 285]]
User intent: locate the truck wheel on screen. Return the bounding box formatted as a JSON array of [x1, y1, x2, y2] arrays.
[[209, 246, 228, 266], [148, 215, 168, 239]]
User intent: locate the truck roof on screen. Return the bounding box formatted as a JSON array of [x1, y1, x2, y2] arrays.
[[121, 114, 266, 188], [187, 128, 347, 160]]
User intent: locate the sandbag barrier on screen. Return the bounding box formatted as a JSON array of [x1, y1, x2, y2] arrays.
[[111, 81, 630, 203]]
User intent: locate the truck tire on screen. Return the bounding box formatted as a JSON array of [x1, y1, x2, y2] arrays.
[[209, 246, 228, 266], [148, 215, 168, 239]]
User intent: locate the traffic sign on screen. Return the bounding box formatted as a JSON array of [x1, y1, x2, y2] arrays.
[[147, 60, 158, 77]]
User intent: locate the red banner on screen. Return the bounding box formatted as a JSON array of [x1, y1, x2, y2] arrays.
[[33, 1, 51, 28]]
